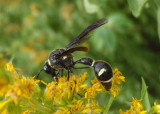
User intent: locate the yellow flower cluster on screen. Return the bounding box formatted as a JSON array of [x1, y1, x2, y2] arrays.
[[110, 68, 125, 97], [0, 62, 40, 113], [44, 73, 102, 113], [0, 61, 126, 114], [150, 102, 160, 114], [6, 76, 40, 105], [120, 97, 147, 114]]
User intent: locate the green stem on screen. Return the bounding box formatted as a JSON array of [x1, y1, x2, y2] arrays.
[[104, 95, 114, 114]]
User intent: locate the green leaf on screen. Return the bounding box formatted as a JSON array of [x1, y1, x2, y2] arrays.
[[127, 0, 148, 17], [93, 27, 117, 54], [83, 0, 99, 14], [141, 77, 151, 112], [157, 8, 160, 41], [154, 0, 160, 7], [107, 13, 133, 34]]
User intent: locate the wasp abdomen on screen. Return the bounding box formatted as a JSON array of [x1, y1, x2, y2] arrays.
[[93, 61, 113, 90], [75, 58, 113, 91]]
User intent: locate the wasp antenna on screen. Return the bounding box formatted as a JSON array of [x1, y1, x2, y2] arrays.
[[35, 68, 43, 79]]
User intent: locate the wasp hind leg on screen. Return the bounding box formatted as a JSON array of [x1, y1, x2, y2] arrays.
[[67, 69, 76, 99]]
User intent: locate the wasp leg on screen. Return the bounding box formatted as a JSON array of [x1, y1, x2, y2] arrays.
[[67, 69, 70, 81], [73, 67, 91, 69], [53, 70, 62, 82], [66, 69, 76, 99], [70, 70, 76, 100], [35, 69, 43, 79]]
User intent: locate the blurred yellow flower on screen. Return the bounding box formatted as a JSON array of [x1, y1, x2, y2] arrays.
[[67, 100, 84, 113], [82, 99, 102, 114], [120, 97, 147, 114], [0, 99, 12, 110], [6, 62, 21, 77], [6, 63, 15, 74], [150, 102, 160, 114], [112, 68, 125, 85], [53, 107, 71, 114], [44, 78, 72, 104], [85, 85, 100, 99], [22, 109, 35, 114], [68, 72, 88, 93], [44, 73, 89, 104], [60, 4, 74, 22], [20, 76, 40, 93], [5, 62, 40, 105], [1, 62, 126, 113], [7, 84, 22, 105], [30, 3, 40, 16], [110, 68, 125, 97], [91, 77, 103, 90], [20, 45, 48, 66], [6, 75, 39, 105], [110, 86, 120, 97], [0, 60, 7, 67], [0, 78, 8, 97]]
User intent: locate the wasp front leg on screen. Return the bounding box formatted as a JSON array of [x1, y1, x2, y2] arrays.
[[75, 58, 113, 90]]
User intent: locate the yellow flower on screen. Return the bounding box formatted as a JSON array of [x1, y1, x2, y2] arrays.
[[7, 85, 22, 105], [112, 68, 125, 85], [110, 86, 120, 97], [0, 78, 8, 97], [91, 77, 103, 91], [0, 60, 7, 67], [85, 85, 100, 99], [131, 97, 144, 111], [120, 97, 147, 114], [30, 3, 40, 16], [18, 76, 40, 94], [110, 68, 125, 97], [82, 99, 102, 114], [6, 62, 15, 74], [6, 62, 21, 74], [44, 81, 58, 100], [69, 72, 88, 93], [60, 4, 74, 22], [150, 102, 160, 114], [22, 109, 35, 114], [67, 100, 84, 113], [0, 99, 12, 110], [0, 109, 8, 114], [44, 73, 88, 103], [53, 107, 71, 114], [44, 77, 72, 104], [6, 76, 40, 105], [6, 62, 21, 79]]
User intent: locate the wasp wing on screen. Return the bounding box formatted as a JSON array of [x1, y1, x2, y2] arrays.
[[65, 18, 107, 49], [57, 47, 88, 59]]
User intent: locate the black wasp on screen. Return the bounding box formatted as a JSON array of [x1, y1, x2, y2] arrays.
[[35, 18, 113, 91]]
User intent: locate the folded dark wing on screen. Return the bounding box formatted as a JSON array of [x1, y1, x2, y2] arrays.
[[57, 47, 88, 58], [65, 18, 107, 49]]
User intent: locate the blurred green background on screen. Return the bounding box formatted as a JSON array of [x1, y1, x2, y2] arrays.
[[0, 0, 160, 113]]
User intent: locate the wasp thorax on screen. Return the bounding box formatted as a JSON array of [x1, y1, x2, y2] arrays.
[[48, 48, 74, 69]]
